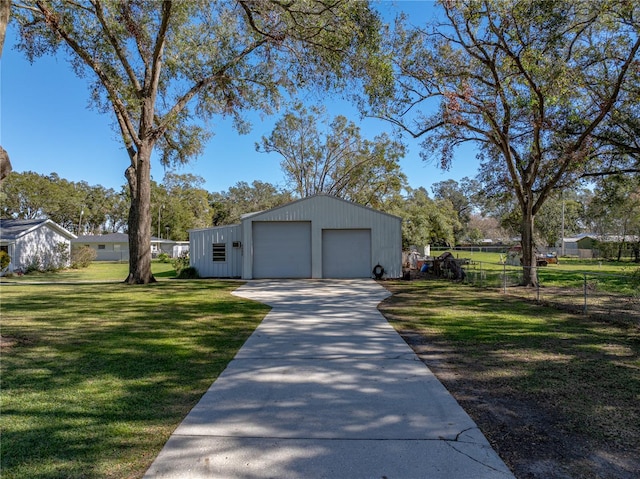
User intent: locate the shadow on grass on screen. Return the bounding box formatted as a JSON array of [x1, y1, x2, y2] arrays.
[[379, 279, 640, 478], [153, 269, 177, 279], [1, 281, 269, 479]]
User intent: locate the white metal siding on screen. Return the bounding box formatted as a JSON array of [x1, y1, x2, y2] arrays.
[[252, 222, 311, 278], [189, 225, 242, 277], [322, 229, 371, 278], [241, 195, 402, 279]]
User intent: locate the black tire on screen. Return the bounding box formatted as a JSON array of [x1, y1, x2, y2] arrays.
[[372, 264, 384, 279]]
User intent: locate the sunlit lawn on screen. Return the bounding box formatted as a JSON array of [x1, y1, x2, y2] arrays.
[[432, 249, 638, 295], [1, 261, 176, 283], [0, 280, 270, 479]]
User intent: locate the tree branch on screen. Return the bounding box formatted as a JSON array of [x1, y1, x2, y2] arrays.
[[34, 0, 141, 149], [90, 0, 142, 93]]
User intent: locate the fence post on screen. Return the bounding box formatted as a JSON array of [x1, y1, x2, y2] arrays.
[[583, 273, 588, 315], [503, 262, 506, 294]]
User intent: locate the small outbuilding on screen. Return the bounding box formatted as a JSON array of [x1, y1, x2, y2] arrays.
[[0, 218, 76, 273], [73, 233, 178, 261], [189, 194, 402, 279]]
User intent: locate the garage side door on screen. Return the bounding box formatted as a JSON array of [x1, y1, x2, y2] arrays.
[[322, 229, 371, 278], [252, 222, 311, 278]]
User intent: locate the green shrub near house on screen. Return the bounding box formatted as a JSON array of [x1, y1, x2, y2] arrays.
[[71, 245, 97, 269], [0, 250, 10, 271]]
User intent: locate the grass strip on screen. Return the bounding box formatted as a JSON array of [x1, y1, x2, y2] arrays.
[[1, 280, 269, 479]]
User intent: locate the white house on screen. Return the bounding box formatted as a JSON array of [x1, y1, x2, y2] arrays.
[[73, 233, 178, 261], [189, 195, 402, 279], [0, 218, 76, 273]]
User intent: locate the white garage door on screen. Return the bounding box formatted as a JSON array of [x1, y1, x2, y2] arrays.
[[252, 222, 311, 278], [322, 229, 371, 278]]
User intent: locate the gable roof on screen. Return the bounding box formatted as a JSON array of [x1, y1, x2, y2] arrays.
[[74, 233, 176, 244], [242, 194, 402, 222], [75, 232, 129, 243], [0, 218, 76, 241]]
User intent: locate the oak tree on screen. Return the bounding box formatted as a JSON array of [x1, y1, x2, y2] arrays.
[[375, 0, 639, 285], [13, 0, 384, 283], [257, 102, 407, 209]]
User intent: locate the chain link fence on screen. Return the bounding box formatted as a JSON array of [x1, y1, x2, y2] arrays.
[[461, 261, 640, 326]]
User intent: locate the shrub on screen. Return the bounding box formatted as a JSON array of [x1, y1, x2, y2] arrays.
[[0, 250, 10, 271], [24, 254, 43, 274], [171, 251, 190, 276], [157, 252, 171, 263], [71, 245, 97, 269], [176, 266, 200, 279], [48, 242, 70, 271]]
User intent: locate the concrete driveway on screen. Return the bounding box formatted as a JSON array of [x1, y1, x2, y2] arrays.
[[144, 279, 514, 479]]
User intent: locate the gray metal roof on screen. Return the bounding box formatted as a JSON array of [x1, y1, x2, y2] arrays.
[[74, 233, 175, 244], [75, 232, 129, 243], [0, 218, 77, 241], [241, 194, 402, 222]]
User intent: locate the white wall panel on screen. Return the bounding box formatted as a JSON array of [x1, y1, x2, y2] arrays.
[[189, 225, 242, 278]]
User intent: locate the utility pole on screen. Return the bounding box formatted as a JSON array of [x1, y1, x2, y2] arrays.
[[561, 193, 565, 257], [158, 205, 164, 239], [78, 208, 84, 236]]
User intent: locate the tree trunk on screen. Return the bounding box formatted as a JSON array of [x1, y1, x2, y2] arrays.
[[521, 200, 538, 287], [124, 142, 156, 284], [0, 146, 11, 184]]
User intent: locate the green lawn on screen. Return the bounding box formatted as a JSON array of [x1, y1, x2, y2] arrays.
[[432, 249, 639, 295], [0, 279, 270, 479], [379, 279, 640, 477], [1, 261, 176, 283]]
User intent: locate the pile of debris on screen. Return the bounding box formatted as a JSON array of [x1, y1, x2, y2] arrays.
[[402, 250, 468, 281], [433, 252, 466, 280]]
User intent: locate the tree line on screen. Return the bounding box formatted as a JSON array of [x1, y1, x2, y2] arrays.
[[0, 168, 458, 247], [3, 166, 637, 261]]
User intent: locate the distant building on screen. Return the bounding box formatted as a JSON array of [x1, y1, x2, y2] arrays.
[[73, 233, 178, 261], [561, 233, 640, 258], [0, 218, 76, 273]]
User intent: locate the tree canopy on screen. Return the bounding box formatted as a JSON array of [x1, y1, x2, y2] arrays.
[[257, 102, 407, 209], [383, 187, 459, 249], [1, 171, 124, 234], [209, 180, 293, 226], [374, 0, 640, 284]]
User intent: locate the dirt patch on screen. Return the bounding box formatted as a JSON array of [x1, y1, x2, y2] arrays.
[[396, 328, 640, 479], [0, 334, 18, 349], [0, 334, 33, 350]]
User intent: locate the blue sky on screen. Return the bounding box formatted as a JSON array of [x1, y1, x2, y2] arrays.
[[0, 1, 479, 196]]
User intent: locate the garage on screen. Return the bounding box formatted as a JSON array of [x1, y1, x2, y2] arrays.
[[190, 195, 402, 279], [252, 221, 312, 278], [322, 229, 372, 278]]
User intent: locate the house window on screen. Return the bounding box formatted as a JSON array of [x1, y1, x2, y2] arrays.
[[212, 243, 226, 262], [0, 245, 8, 253], [98, 245, 106, 250]]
